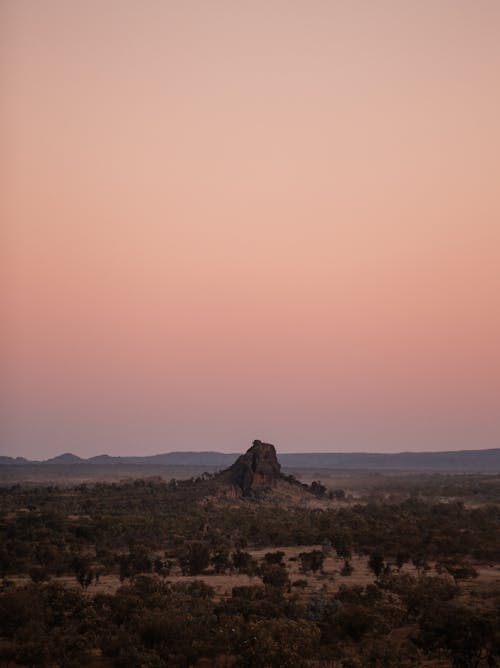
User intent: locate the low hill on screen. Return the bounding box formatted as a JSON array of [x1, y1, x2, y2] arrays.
[[45, 453, 84, 465]]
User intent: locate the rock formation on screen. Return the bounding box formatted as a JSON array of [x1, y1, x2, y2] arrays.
[[226, 440, 282, 496]]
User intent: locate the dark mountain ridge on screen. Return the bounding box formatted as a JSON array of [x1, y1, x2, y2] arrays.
[[2, 447, 500, 471]]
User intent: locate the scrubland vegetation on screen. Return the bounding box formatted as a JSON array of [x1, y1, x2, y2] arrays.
[[2, 473, 500, 667]]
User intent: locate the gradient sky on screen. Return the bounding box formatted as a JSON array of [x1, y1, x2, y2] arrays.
[[2, 0, 500, 458]]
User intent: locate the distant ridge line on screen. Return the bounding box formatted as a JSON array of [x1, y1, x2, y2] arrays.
[[2, 447, 500, 471]]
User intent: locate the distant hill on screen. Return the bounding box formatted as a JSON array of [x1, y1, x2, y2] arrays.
[[45, 453, 84, 465], [279, 449, 500, 471], [87, 452, 237, 466], [0, 456, 31, 466], [1, 447, 500, 472]]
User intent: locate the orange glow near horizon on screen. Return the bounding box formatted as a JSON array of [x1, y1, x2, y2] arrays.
[[2, 1, 500, 457]]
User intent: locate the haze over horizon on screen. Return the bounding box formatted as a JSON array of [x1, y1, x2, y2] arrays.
[[2, 1, 500, 459]]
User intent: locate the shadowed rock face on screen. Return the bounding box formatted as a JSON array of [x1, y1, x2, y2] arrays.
[[228, 440, 281, 496]]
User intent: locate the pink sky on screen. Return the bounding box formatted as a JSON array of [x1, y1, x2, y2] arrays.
[[2, 1, 500, 457]]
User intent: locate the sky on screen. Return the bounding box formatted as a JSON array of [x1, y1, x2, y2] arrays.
[[2, 0, 500, 458]]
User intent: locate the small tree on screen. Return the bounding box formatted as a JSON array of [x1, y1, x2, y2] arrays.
[[412, 553, 429, 575], [211, 549, 230, 574], [333, 536, 352, 560], [368, 552, 385, 578], [299, 550, 325, 574], [340, 560, 353, 577], [240, 618, 320, 667], [179, 541, 210, 576], [260, 563, 290, 591], [436, 560, 478, 582], [310, 481, 327, 498], [71, 556, 93, 590], [395, 552, 410, 571], [321, 539, 333, 556], [29, 566, 50, 584], [264, 551, 285, 565], [232, 550, 254, 574]]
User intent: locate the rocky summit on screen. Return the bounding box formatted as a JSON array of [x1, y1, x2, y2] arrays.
[[226, 440, 282, 496]]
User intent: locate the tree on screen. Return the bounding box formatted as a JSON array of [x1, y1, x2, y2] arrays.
[[260, 563, 290, 591], [395, 551, 410, 571], [299, 550, 324, 574], [368, 552, 385, 578], [417, 602, 498, 668], [310, 481, 327, 498], [321, 539, 333, 555], [179, 541, 210, 576], [264, 551, 285, 565], [29, 566, 50, 584], [333, 535, 352, 560], [76, 568, 93, 591], [211, 549, 230, 574], [340, 559, 353, 576], [232, 550, 257, 575], [240, 619, 320, 667], [411, 553, 429, 575], [436, 560, 478, 582], [71, 556, 93, 590]]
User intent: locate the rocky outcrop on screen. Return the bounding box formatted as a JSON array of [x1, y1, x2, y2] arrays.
[[226, 440, 281, 496]]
